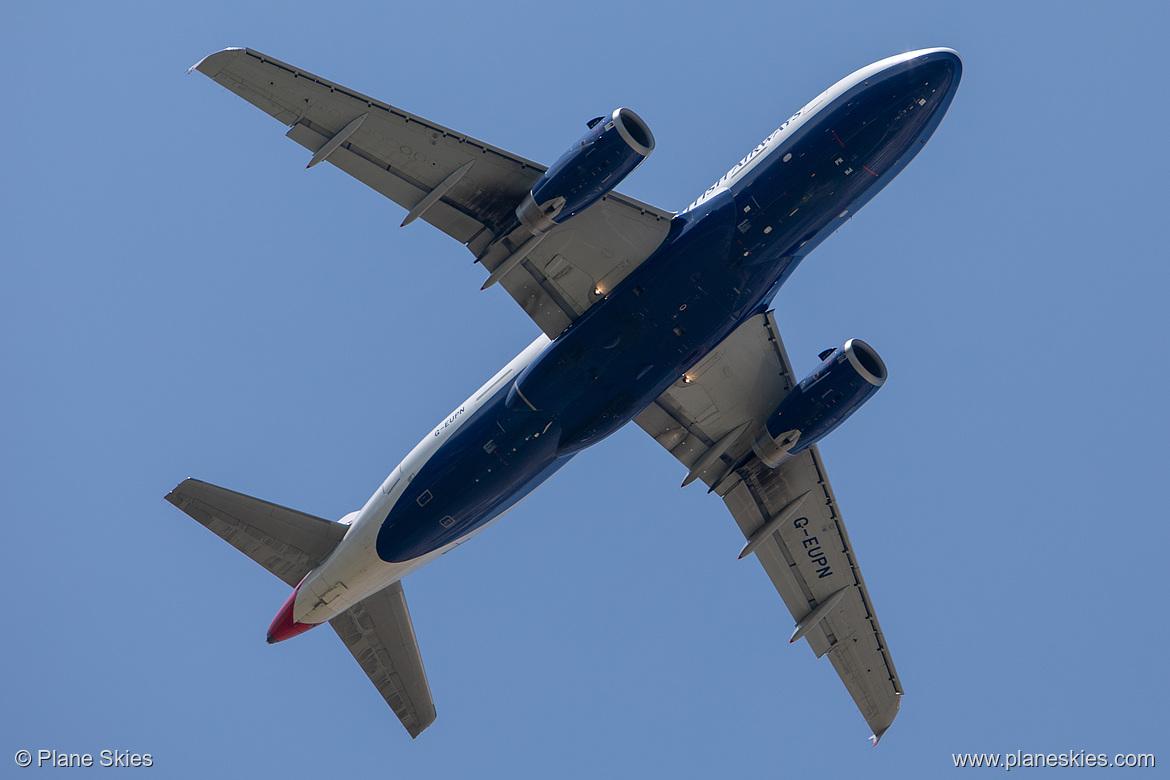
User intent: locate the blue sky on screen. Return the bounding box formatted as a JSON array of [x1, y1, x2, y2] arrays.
[[4, 1, 1167, 776]]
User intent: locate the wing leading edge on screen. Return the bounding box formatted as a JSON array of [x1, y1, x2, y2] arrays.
[[192, 47, 673, 339], [633, 313, 903, 740]]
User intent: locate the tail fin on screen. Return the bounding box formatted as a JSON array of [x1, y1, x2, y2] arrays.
[[165, 478, 347, 587]]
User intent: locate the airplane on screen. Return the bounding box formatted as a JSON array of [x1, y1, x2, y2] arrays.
[[169, 46, 962, 742]]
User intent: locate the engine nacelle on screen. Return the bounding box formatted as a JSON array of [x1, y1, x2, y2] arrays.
[[516, 108, 654, 234], [751, 339, 887, 468]]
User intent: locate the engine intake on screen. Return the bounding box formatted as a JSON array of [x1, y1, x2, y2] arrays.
[[516, 108, 655, 234], [751, 339, 887, 467]]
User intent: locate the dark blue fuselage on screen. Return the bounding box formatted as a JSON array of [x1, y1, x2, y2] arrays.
[[377, 51, 961, 563]]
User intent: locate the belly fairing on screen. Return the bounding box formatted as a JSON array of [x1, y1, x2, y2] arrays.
[[513, 188, 742, 453]]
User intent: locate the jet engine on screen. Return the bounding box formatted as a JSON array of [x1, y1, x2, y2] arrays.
[[751, 339, 887, 467], [515, 108, 655, 234]]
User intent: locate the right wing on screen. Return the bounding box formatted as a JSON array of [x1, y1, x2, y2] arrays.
[[633, 313, 903, 740], [193, 48, 674, 338], [721, 446, 903, 742], [330, 582, 437, 738]]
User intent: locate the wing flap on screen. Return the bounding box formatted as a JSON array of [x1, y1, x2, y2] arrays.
[[330, 582, 436, 738], [165, 478, 348, 587]]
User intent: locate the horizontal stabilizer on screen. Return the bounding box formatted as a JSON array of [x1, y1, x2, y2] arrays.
[[165, 478, 348, 587], [331, 582, 436, 738]]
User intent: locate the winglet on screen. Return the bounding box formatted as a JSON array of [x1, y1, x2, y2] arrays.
[[189, 47, 244, 76], [870, 718, 895, 746]]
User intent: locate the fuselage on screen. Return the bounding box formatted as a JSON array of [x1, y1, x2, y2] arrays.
[[288, 48, 962, 628]]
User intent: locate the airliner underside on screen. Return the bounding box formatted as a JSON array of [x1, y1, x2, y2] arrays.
[[168, 47, 962, 742]]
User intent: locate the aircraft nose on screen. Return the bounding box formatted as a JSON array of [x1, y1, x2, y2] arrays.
[[876, 48, 961, 116], [907, 48, 962, 90]]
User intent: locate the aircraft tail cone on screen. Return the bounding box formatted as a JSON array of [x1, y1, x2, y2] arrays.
[[266, 585, 320, 644]]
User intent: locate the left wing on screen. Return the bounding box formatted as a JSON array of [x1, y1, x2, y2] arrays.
[[193, 48, 673, 338], [633, 313, 903, 741]]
